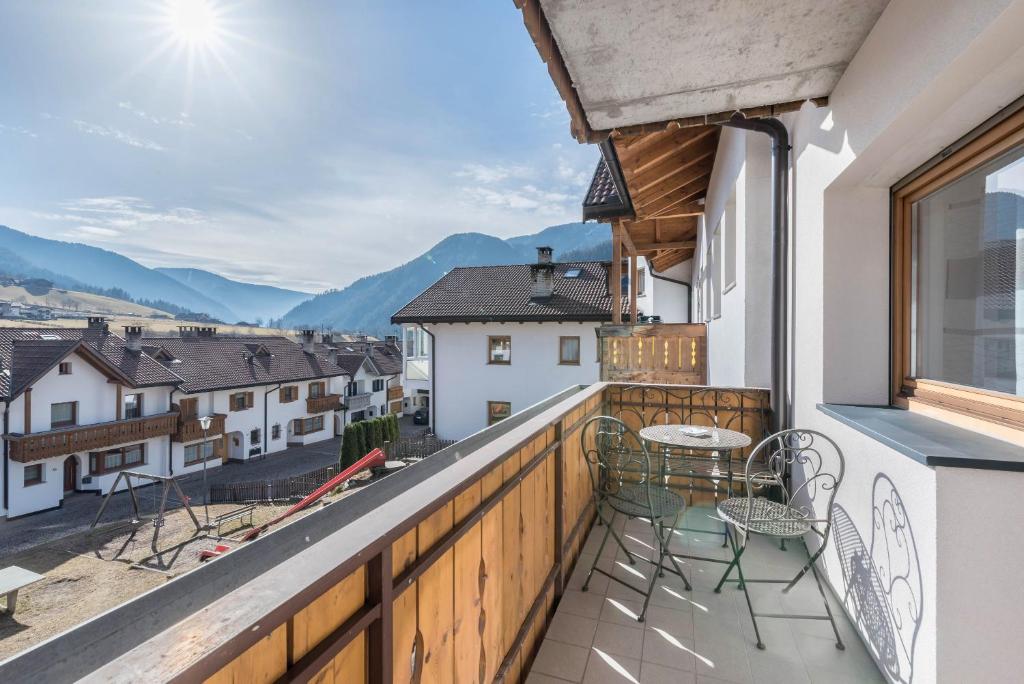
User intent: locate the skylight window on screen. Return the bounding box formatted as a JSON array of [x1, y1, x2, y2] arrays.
[[564, 268, 582, 279], [39, 334, 61, 340]]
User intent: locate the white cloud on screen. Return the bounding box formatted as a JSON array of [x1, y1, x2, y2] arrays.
[[118, 101, 195, 129], [0, 123, 37, 138], [455, 162, 532, 184], [72, 120, 166, 151]]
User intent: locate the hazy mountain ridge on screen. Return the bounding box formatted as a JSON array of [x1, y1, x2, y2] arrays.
[[156, 267, 311, 323], [281, 222, 610, 335]]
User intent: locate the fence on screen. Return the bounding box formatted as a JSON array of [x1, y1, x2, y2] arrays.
[[383, 434, 455, 460], [208, 463, 339, 504]]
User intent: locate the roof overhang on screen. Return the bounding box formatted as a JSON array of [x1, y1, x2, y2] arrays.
[[516, 0, 888, 142], [9, 340, 140, 400]]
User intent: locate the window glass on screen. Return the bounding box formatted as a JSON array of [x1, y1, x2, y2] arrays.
[[124, 445, 144, 465], [232, 393, 247, 410], [51, 401, 76, 427], [124, 393, 142, 419], [636, 269, 646, 296], [250, 429, 261, 445], [272, 424, 281, 439], [488, 336, 511, 364], [24, 464, 42, 485], [912, 145, 1024, 394], [59, 362, 72, 375], [309, 382, 323, 399], [560, 337, 581, 364], [104, 451, 121, 469]]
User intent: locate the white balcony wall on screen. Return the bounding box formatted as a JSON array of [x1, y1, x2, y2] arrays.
[[428, 321, 601, 440]]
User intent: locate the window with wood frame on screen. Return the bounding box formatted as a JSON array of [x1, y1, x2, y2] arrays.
[[308, 381, 325, 399], [58, 362, 72, 375], [559, 336, 581, 365], [50, 401, 77, 429], [487, 400, 511, 425], [487, 336, 511, 365], [123, 393, 143, 420], [184, 440, 217, 466], [90, 443, 145, 475], [23, 464, 43, 486], [230, 391, 253, 411], [293, 415, 324, 435], [279, 385, 298, 403], [179, 397, 198, 420], [892, 103, 1024, 428]]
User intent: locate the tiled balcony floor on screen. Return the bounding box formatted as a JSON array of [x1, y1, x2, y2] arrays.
[[528, 507, 884, 684]]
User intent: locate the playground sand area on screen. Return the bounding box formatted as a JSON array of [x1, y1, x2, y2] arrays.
[[0, 490, 356, 660]]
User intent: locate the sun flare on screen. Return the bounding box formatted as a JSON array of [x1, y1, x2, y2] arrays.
[[164, 0, 222, 48]]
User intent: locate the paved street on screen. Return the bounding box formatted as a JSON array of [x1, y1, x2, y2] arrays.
[[0, 437, 343, 556]]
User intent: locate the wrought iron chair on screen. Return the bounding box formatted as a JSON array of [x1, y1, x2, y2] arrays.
[[713, 428, 846, 650], [579, 416, 691, 622]]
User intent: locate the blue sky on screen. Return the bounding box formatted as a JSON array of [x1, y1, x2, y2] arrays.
[[0, 1, 596, 292]]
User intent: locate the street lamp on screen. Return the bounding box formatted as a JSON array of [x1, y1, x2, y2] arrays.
[[199, 415, 213, 528]]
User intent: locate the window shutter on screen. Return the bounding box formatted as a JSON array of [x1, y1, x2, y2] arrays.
[[246, 392, 254, 408]]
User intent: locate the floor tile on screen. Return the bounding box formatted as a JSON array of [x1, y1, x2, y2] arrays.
[[599, 596, 646, 626], [532, 638, 591, 682], [593, 620, 645, 660], [644, 604, 695, 639], [560, 589, 608, 620], [547, 611, 599, 648], [640, 662, 698, 684], [642, 626, 698, 672], [526, 674, 578, 684], [583, 648, 642, 684]]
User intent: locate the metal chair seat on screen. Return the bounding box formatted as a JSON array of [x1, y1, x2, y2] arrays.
[[717, 496, 812, 538], [608, 483, 686, 519]]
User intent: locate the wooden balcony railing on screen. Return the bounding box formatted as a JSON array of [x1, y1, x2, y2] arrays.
[[599, 322, 708, 384], [8, 412, 179, 463], [307, 394, 343, 414], [172, 413, 227, 443], [5, 382, 769, 683], [387, 385, 403, 401]]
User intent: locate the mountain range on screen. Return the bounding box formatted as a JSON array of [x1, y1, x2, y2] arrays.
[[0, 221, 610, 334], [281, 222, 610, 335]]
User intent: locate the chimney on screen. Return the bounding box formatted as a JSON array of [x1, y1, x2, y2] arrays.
[[87, 316, 108, 332], [384, 335, 398, 346], [299, 329, 316, 353], [322, 332, 334, 345], [123, 326, 143, 352], [326, 347, 338, 364], [178, 326, 196, 338], [197, 327, 217, 338], [530, 246, 555, 299]]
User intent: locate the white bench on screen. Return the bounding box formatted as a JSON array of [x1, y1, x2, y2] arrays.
[[0, 566, 44, 616]]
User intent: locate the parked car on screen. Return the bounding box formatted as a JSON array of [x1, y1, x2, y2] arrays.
[[413, 407, 429, 425]]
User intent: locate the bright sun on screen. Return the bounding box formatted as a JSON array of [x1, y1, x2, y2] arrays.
[[165, 0, 221, 48]]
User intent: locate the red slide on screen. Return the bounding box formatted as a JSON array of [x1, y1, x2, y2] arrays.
[[239, 448, 385, 542]]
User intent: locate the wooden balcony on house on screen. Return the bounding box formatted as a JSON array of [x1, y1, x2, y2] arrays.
[[307, 393, 343, 414], [7, 412, 179, 463], [598, 322, 707, 385], [39, 383, 769, 683], [172, 413, 227, 443], [387, 385, 404, 401]]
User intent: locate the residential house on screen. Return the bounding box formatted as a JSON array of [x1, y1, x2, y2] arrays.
[[317, 333, 402, 425], [392, 247, 621, 439], [0, 318, 180, 518], [400, 324, 431, 416], [142, 328, 348, 469]]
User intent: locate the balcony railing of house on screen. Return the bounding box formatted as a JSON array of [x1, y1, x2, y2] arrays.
[[387, 385, 404, 401], [307, 393, 343, 414], [172, 413, 227, 443], [7, 412, 179, 463], [598, 322, 708, 385], [1, 382, 768, 682], [346, 391, 373, 412]]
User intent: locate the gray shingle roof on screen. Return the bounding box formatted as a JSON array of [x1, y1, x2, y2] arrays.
[[333, 352, 369, 376], [141, 335, 348, 394], [0, 328, 183, 399], [583, 142, 633, 220], [391, 261, 619, 324]]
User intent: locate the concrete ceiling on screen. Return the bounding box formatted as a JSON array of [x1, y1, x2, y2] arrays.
[[539, 0, 890, 131]]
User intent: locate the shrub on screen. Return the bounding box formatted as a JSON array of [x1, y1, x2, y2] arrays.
[[340, 424, 358, 469], [372, 417, 385, 449], [353, 421, 367, 457]]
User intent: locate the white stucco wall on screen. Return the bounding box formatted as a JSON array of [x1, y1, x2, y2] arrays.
[[428, 321, 601, 440], [690, 0, 1024, 678], [646, 259, 692, 324]]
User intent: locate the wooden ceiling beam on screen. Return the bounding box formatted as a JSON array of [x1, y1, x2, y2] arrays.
[[634, 169, 711, 210], [615, 125, 716, 167], [618, 220, 638, 255], [649, 200, 705, 219], [635, 241, 696, 251], [619, 128, 717, 174], [630, 135, 718, 193]]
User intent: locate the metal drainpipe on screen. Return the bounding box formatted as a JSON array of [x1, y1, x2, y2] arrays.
[[264, 383, 281, 454], [648, 269, 693, 322], [3, 400, 9, 512], [417, 323, 436, 434], [722, 114, 790, 432]]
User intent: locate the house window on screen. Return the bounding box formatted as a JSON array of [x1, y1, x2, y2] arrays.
[[58, 362, 72, 375], [487, 401, 511, 425], [90, 444, 146, 474], [345, 381, 359, 397], [636, 269, 646, 296], [24, 464, 43, 486], [272, 423, 281, 440], [309, 381, 324, 399], [179, 397, 198, 419], [559, 336, 581, 365], [123, 393, 143, 419], [230, 392, 252, 411], [51, 401, 77, 429], [250, 428, 261, 446], [280, 386, 298, 403], [184, 440, 216, 465], [372, 379, 384, 392], [488, 336, 511, 365], [294, 415, 324, 435], [893, 104, 1024, 424]]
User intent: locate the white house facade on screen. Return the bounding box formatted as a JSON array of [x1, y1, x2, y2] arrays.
[[400, 324, 431, 416]]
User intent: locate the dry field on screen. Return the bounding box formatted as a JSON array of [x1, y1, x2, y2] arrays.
[[0, 487, 357, 661], [1, 316, 295, 337]]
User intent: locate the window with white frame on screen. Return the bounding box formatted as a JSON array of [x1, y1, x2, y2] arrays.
[[724, 188, 737, 291]]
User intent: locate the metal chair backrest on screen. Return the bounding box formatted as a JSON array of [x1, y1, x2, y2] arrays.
[[580, 415, 655, 517], [742, 428, 845, 538]]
